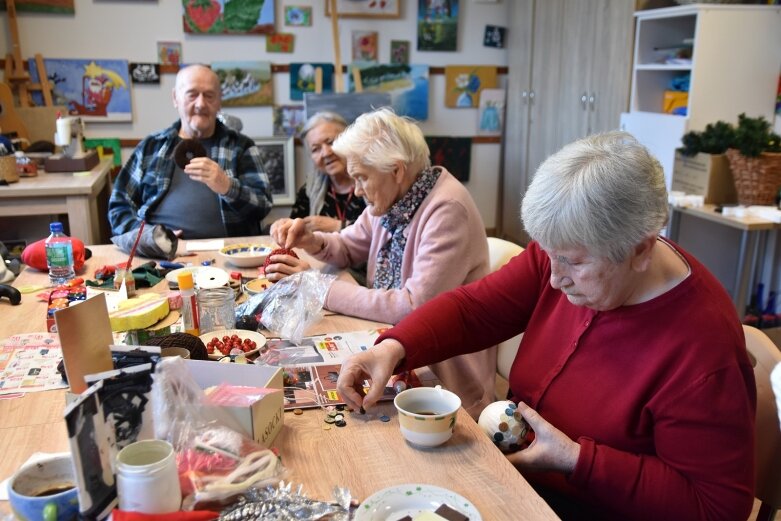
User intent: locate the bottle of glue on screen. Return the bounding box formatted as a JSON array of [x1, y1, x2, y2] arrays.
[[177, 272, 200, 336]]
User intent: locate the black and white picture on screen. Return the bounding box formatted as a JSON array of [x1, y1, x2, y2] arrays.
[[254, 137, 295, 205]]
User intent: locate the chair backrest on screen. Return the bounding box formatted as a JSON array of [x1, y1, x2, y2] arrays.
[[486, 237, 524, 380], [744, 324, 781, 520]]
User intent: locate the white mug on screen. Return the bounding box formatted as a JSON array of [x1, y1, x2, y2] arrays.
[[115, 440, 181, 514]]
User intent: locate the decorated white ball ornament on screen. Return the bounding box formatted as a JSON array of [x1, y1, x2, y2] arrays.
[[477, 400, 532, 453]]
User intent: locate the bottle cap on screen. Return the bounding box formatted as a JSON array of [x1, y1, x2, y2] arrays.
[[50, 222, 64, 233], [177, 272, 194, 290]]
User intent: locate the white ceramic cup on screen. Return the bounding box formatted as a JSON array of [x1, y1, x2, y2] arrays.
[[115, 440, 181, 514], [394, 386, 461, 448]]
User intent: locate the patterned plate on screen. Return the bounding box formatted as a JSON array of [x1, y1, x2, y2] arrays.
[[354, 484, 481, 521]]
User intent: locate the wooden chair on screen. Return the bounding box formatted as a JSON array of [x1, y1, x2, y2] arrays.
[[744, 324, 781, 521], [486, 237, 524, 389]]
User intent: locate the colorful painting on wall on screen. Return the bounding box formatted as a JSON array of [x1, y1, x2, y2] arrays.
[[267, 33, 295, 53], [212, 61, 273, 107], [0, 0, 74, 14], [477, 88, 505, 136], [255, 137, 296, 205], [425, 136, 471, 182], [352, 31, 379, 63], [483, 25, 505, 48], [28, 58, 132, 122], [284, 5, 311, 26], [390, 40, 410, 65], [129, 63, 160, 85], [273, 104, 306, 138], [417, 0, 459, 51], [182, 0, 275, 34], [157, 41, 182, 66], [290, 63, 335, 101], [444, 65, 497, 108], [304, 92, 391, 124], [326, 0, 400, 19], [348, 64, 429, 121]]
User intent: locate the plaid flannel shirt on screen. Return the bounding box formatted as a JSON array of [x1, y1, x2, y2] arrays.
[[108, 120, 273, 237]]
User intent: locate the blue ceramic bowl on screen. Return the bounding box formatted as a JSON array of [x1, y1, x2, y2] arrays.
[[9, 455, 80, 521]]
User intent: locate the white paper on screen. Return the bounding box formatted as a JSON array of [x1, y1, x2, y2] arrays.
[[186, 240, 225, 252]]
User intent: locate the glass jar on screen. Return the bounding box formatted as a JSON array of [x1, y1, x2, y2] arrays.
[[197, 287, 235, 334]]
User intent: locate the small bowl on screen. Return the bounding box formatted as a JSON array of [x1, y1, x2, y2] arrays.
[[244, 277, 271, 296], [394, 386, 461, 448], [199, 329, 267, 360], [219, 243, 272, 268]]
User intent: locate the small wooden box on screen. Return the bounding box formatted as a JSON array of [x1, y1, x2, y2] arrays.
[[672, 151, 737, 205]]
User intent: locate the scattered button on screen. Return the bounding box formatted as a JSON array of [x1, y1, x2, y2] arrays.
[[335, 419, 347, 427], [293, 408, 303, 415], [379, 415, 390, 422], [333, 413, 344, 422], [336, 404, 346, 411], [324, 417, 336, 424], [322, 424, 331, 430]]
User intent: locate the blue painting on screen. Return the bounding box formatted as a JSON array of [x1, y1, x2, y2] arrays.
[[290, 63, 335, 101], [348, 64, 429, 121], [28, 58, 132, 122]]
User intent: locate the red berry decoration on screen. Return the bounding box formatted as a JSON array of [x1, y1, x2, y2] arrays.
[[263, 248, 299, 271]]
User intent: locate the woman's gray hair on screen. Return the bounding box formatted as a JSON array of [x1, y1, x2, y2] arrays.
[[521, 131, 668, 263], [300, 112, 348, 216], [331, 107, 431, 174]]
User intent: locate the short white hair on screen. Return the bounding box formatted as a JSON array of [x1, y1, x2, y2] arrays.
[[521, 131, 668, 263], [331, 107, 430, 174]]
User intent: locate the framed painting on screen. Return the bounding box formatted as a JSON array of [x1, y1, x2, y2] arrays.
[[255, 137, 295, 205], [28, 58, 132, 122], [0, 0, 74, 13], [425, 136, 472, 182], [290, 63, 334, 101], [348, 64, 429, 121], [476, 88, 505, 136], [444, 65, 497, 108], [417, 0, 459, 51], [273, 104, 306, 138], [325, 0, 400, 19], [212, 61, 273, 107], [183, 0, 275, 34]]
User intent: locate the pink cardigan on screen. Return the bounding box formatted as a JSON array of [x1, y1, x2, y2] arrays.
[[313, 168, 497, 415]]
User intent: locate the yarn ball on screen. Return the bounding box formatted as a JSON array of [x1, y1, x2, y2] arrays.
[[262, 247, 299, 272], [144, 332, 209, 361], [477, 400, 532, 453]]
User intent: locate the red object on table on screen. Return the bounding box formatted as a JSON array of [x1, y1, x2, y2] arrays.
[[112, 509, 219, 521], [21, 237, 87, 271]]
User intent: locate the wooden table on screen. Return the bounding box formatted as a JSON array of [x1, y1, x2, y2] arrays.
[[0, 240, 559, 520], [667, 204, 780, 312], [0, 158, 112, 244]]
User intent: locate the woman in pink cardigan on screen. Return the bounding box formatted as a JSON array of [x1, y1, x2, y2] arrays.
[[268, 108, 496, 417], [336, 132, 756, 520]]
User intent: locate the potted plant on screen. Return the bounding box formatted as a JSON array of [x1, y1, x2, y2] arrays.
[[673, 121, 737, 204], [725, 113, 781, 206]]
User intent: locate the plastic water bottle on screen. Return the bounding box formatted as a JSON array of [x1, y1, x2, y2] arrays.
[[45, 222, 75, 285]]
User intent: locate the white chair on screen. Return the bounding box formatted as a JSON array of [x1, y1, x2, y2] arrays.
[[744, 325, 781, 521], [486, 237, 524, 383]]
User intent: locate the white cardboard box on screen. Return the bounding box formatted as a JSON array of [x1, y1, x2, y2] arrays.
[[186, 359, 284, 447]]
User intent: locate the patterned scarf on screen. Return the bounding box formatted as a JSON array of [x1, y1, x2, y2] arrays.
[[373, 167, 441, 289]]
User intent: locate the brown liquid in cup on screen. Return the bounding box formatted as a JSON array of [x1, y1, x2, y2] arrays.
[[33, 484, 75, 497], [411, 411, 437, 415]]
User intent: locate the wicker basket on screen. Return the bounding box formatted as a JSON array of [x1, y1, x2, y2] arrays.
[[0, 155, 18, 184], [724, 149, 781, 206]]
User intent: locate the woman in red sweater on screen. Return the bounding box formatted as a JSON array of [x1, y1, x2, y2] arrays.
[[337, 131, 756, 520]]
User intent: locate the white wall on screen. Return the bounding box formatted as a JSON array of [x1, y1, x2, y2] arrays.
[[1, 0, 510, 230]]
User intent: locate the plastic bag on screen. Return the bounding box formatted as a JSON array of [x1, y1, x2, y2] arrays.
[[152, 357, 285, 510], [258, 270, 335, 344]]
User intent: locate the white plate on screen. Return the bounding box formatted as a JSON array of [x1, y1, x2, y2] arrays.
[[355, 484, 481, 521], [165, 266, 201, 287], [199, 329, 267, 360]]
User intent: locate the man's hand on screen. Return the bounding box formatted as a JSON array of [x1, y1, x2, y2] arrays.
[[264, 254, 311, 283], [184, 157, 231, 195], [336, 339, 406, 412], [506, 402, 580, 475]]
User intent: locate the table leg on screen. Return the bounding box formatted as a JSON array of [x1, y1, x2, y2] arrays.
[[733, 229, 758, 315], [65, 195, 99, 244]]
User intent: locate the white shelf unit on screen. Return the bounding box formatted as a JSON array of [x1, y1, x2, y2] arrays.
[[621, 4, 781, 189]]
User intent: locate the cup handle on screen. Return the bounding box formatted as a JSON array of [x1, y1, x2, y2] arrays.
[[43, 502, 58, 521]]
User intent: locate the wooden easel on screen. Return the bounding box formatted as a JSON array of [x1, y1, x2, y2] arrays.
[[328, 0, 345, 93], [3, 0, 53, 107]]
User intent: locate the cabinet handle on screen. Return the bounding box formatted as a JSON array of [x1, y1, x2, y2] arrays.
[[522, 90, 528, 105], [589, 93, 596, 111], [529, 90, 535, 105], [581, 92, 588, 110]]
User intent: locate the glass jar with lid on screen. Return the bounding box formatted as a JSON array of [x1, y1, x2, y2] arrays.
[[197, 287, 235, 334]]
